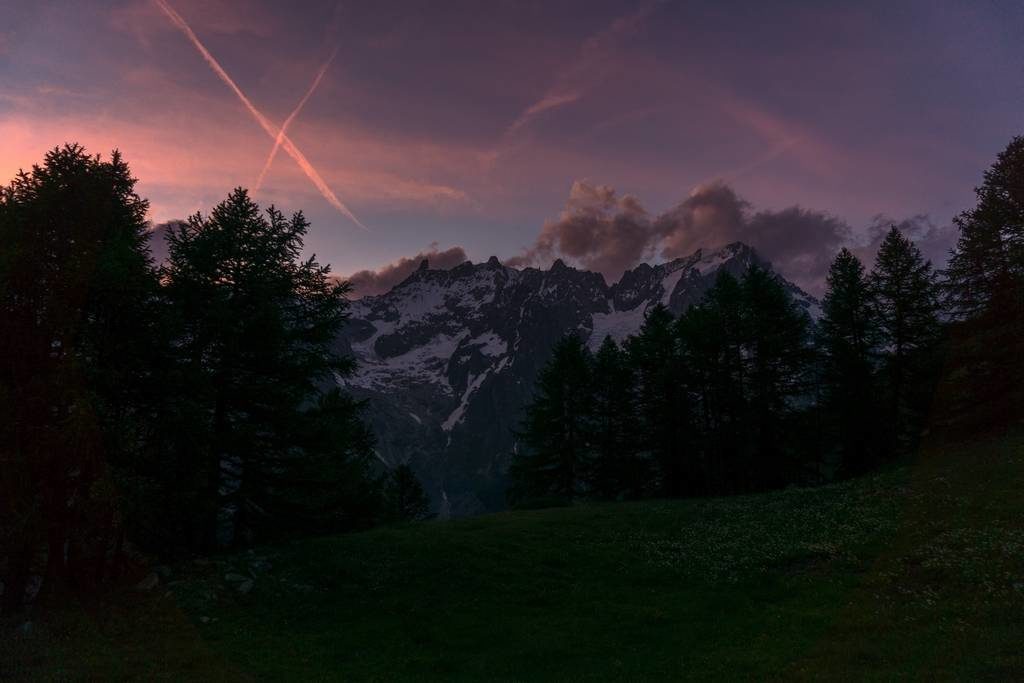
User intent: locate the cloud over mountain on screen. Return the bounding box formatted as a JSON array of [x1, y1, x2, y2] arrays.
[[343, 244, 469, 298], [504, 181, 653, 280], [506, 180, 852, 293]]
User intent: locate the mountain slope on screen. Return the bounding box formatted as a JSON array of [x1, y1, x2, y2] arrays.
[[337, 242, 819, 515]]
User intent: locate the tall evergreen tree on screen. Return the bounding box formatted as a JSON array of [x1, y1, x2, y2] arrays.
[[947, 136, 1024, 317], [0, 145, 158, 610], [942, 136, 1024, 430], [869, 227, 942, 447], [946, 206, 1011, 320], [676, 267, 813, 492], [162, 188, 376, 548], [818, 249, 882, 474], [508, 334, 592, 504], [626, 304, 694, 497], [382, 464, 431, 522], [739, 265, 814, 488], [586, 336, 645, 499], [268, 390, 381, 536], [677, 271, 747, 493]]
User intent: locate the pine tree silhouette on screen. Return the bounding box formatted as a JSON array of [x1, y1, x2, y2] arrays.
[[870, 227, 941, 448], [508, 334, 592, 504], [942, 136, 1024, 431], [383, 464, 431, 522], [586, 336, 645, 500], [819, 249, 883, 475], [163, 188, 376, 547], [0, 145, 157, 610]]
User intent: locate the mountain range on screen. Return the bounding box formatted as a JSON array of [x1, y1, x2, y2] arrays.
[[335, 242, 819, 516]]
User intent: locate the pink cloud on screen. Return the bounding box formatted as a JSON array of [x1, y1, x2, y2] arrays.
[[497, 3, 658, 150], [110, 0, 275, 41], [711, 89, 845, 180]]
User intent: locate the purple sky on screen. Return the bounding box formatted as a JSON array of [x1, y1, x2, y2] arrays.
[[2, 0, 1022, 292]]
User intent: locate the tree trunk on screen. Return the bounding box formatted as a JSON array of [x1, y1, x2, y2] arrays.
[[203, 393, 226, 553], [39, 522, 67, 604]]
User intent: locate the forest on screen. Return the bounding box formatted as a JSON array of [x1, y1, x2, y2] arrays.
[[0, 147, 427, 613], [509, 139, 1024, 505], [509, 232, 943, 503]]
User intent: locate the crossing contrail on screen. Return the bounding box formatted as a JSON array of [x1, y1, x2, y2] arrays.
[[152, 0, 366, 230], [254, 46, 338, 192]]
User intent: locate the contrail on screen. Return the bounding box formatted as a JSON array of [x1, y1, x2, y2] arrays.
[[152, 0, 366, 230], [254, 46, 338, 192]]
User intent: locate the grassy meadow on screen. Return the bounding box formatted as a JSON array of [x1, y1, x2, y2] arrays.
[[4, 432, 1022, 680]]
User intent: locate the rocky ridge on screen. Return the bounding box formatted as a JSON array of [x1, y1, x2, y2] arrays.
[[336, 243, 819, 515]]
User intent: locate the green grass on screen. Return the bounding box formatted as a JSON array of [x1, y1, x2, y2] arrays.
[[4, 433, 1023, 680]]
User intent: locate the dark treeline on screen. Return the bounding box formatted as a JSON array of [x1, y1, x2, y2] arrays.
[[510, 137, 1024, 506], [0, 145, 427, 612]]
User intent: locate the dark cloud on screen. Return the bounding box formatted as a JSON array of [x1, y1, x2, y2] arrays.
[[505, 181, 652, 281], [654, 183, 849, 294], [743, 206, 849, 293], [343, 244, 469, 298], [654, 182, 749, 259], [508, 180, 851, 294]]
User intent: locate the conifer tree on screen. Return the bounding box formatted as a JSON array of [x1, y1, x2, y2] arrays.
[[0, 145, 158, 609], [947, 136, 1024, 317], [586, 336, 644, 499], [869, 227, 942, 446], [382, 464, 431, 522], [273, 390, 381, 534], [677, 267, 813, 492], [508, 334, 592, 504], [819, 249, 882, 474], [626, 304, 693, 497], [163, 188, 376, 548], [947, 207, 1011, 320], [739, 265, 814, 488], [676, 304, 718, 489], [678, 271, 747, 492], [942, 136, 1024, 429]]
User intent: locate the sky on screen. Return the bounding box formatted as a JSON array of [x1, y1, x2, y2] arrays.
[[1, 0, 1022, 294]]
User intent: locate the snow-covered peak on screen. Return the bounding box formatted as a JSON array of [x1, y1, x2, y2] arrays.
[[338, 242, 818, 516]]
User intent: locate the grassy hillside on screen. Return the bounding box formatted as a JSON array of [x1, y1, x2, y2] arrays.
[[4, 433, 1023, 680]]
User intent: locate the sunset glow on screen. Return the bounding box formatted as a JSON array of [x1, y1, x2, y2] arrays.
[[2, 1, 1021, 278], [152, 0, 366, 229]]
